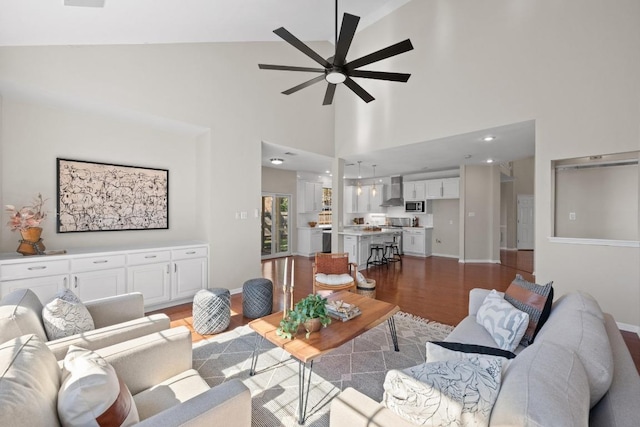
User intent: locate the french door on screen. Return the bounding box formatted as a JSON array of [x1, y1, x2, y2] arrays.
[[261, 193, 291, 259]]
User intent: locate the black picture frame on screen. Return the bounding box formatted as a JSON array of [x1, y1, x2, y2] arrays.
[[56, 158, 169, 233]]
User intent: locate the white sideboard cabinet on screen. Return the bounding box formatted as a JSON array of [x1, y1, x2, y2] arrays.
[[0, 242, 209, 310]]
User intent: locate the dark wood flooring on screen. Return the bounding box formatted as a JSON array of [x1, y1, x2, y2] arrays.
[[151, 251, 639, 374]]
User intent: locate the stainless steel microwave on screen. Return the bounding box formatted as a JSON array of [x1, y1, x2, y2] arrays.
[[405, 201, 424, 213]]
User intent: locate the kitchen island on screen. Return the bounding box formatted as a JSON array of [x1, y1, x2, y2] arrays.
[[339, 227, 432, 270], [339, 229, 402, 270]]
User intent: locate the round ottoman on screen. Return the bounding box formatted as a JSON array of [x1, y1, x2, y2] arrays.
[[357, 278, 376, 299], [242, 278, 273, 319], [193, 288, 230, 334]]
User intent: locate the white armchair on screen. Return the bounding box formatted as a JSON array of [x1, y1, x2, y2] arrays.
[[0, 288, 170, 360]]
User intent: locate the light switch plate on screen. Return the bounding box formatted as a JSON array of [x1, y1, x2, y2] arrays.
[[569, 212, 576, 221]]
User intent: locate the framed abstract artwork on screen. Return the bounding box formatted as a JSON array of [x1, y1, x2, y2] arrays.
[[56, 158, 169, 233]]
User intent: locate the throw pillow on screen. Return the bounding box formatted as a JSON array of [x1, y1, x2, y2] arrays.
[[428, 341, 516, 359], [42, 289, 95, 341], [58, 345, 139, 427], [476, 289, 529, 352], [504, 274, 554, 346], [384, 358, 503, 427]]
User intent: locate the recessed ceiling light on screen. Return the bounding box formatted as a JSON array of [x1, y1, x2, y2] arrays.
[[325, 170, 331, 174], [270, 158, 284, 165], [482, 136, 496, 142], [486, 159, 494, 164], [464, 154, 472, 159]]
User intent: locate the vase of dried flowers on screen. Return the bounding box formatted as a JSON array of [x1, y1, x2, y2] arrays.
[[5, 193, 47, 256]]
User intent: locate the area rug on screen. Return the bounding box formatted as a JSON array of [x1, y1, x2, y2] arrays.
[[193, 312, 453, 427]]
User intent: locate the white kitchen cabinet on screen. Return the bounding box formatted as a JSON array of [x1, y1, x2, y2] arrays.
[[358, 236, 372, 266], [442, 177, 460, 198], [0, 242, 209, 309], [344, 185, 385, 213], [404, 181, 427, 201], [426, 178, 460, 199], [402, 228, 433, 257], [300, 181, 323, 213], [343, 235, 358, 265], [297, 228, 323, 257]]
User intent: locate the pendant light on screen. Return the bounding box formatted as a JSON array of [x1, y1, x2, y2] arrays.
[[371, 165, 377, 197], [357, 161, 362, 196]]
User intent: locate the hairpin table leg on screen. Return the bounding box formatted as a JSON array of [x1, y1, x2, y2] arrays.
[[387, 316, 399, 352]]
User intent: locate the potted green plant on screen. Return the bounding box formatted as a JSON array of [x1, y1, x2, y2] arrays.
[[276, 294, 332, 339]]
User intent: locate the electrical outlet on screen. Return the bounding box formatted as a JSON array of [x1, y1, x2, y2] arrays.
[[569, 212, 576, 221], [240, 211, 248, 220], [449, 220, 453, 225], [468, 212, 475, 217]]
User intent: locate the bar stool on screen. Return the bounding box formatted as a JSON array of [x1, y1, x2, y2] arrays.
[[385, 241, 402, 264], [367, 244, 388, 269]]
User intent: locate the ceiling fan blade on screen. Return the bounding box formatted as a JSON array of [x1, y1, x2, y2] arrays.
[[334, 13, 360, 66], [344, 77, 374, 103], [323, 84, 337, 105], [273, 27, 332, 68], [282, 75, 326, 95], [259, 64, 325, 73], [349, 69, 411, 82], [345, 39, 414, 71]]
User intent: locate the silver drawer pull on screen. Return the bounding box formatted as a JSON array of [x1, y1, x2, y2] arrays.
[[93, 260, 108, 264], [27, 266, 47, 270], [186, 251, 196, 255], [145, 255, 157, 259]]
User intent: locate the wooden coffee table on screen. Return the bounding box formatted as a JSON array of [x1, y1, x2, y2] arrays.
[[248, 291, 400, 425]]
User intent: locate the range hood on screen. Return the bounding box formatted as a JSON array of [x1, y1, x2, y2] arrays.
[[380, 176, 404, 207]]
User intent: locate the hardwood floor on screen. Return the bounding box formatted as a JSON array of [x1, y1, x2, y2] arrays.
[[151, 251, 639, 374]]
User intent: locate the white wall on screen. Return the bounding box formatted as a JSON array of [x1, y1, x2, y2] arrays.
[[0, 95, 200, 251], [335, 0, 640, 325], [0, 42, 334, 290]]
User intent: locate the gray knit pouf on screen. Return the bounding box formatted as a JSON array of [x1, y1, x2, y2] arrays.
[[193, 288, 230, 334], [242, 278, 273, 319]]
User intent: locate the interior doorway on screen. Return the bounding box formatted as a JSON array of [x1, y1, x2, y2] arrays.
[[261, 193, 291, 259], [517, 194, 534, 250]]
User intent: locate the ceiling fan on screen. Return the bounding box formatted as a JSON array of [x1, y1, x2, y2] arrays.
[[259, 0, 414, 105]]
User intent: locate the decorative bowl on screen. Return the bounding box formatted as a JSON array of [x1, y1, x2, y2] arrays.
[[308, 221, 317, 227]]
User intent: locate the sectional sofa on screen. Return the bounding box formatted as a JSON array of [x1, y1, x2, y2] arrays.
[[330, 288, 640, 426]]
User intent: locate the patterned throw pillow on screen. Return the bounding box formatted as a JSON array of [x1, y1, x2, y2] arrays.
[[42, 289, 95, 340], [58, 346, 139, 427], [504, 274, 554, 346], [476, 290, 529, 352], [384, 358, 503, 427]]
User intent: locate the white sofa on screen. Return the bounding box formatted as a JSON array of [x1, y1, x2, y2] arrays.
[[0, 326, 251, 426], [330, 289, 640, 426], [0, 288, 170, 360]]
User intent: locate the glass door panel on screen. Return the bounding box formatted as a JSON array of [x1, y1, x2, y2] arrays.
[[261, 193, 290, 259]]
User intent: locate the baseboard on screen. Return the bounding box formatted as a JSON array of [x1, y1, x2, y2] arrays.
[[432, 253, 459, 259], [230, 287, 243, 296], [459, 259, 501, 264], [617, 321, 640, 336]]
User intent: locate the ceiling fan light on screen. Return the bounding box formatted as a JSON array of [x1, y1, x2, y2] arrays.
[[326, 71, 346, 84], [270, 158, 284, 165]]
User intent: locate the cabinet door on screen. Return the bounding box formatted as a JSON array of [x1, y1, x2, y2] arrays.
[[303, 182, 322, 212], [426, 179, 443, 199], [71, 269, 126, 302], [127, 263, 171, 306], [172, 258, 207, 300], [1, 274, 68, 302], [344, 186, 357, 213], [414, 181, 427, 200], [343, 236, 358, 264], [369, 184, 384, 212], [357, 187, 370, 212], [358, 236, 371, 266], [310, 229, 323, 254], [441, 178, 460, 199]]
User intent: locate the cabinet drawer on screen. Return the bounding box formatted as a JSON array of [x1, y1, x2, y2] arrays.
[[128, 251, 171, 265], [0, 259, 69, 280], [171, 247, 208, 260], [71, 255, 126, 272]]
